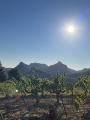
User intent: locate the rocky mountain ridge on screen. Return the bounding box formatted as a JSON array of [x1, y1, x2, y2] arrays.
[[5, 61, 90, 77]]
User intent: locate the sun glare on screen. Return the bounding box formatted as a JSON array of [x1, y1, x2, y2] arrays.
[[67, 25, 75, 33]]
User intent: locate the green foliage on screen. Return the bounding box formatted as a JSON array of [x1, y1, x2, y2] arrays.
[[49, 73, 66, 103], [50, 73, 66, 94], [0, 78, 16, 95], [40, 78, 50, 96], [75, 74, 90, 105], [8, 68, 21, 80], [66, 82, 74, 91], [75, 74, 90, 96], [0, 61, 8, 82], [28, 73, 42, 103], [75, 93, 86, 105]]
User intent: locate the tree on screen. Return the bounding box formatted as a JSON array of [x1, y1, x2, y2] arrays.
[[0, 61, 8, 82], [0, 78, 16, 95], [75, 74, 90, 97], [8, 68, 21, 80], [27, 73, 41, 104], [75, 74, 90, 105], [40, 78, 49, 97], [49, 73, 67, 118], [50, 73, 66, 104], [66, 82, 75, 102]]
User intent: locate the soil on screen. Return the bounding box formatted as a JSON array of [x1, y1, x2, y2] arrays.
[[0, 95, 90, 120]]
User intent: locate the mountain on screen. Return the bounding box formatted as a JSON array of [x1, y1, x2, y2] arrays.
[[69, 69, 90, 78], [16, 62, 30, 74], [16, 62, 48, 75], [4, 61, 90, 80], [29, 63, 48, 70], [77, 68, 90, 73], [42, 61, 76, 75], [24, 67, 51, 79], [15, 61, 77, 78], [66, 69, 90, 84], [84, 69, 90, 75]]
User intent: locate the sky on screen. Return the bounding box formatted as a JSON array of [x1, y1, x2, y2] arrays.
[[0, 0, 90, 70]]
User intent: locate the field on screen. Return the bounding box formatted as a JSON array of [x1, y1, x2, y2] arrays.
[[0, 94, 90, 120]]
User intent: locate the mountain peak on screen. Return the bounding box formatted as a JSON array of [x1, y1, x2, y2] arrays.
[[19, 62, 26, 65], [55, 61, 67, 67], [16, 62, 29, 74], [58, 61, 62, 64], [56, 61, 66, 66], [18, 62, 29, 67]]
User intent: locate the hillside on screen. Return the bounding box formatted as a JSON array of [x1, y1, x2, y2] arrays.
[[4, 61, 90, 80], [24, 67, 51, 79], [42, 61, 76, 75]]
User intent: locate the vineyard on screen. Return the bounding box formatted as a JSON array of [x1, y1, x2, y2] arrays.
[[0, 73, 90, 120]]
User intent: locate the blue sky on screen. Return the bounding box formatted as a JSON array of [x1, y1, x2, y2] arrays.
[[0, 0, 90, 70]]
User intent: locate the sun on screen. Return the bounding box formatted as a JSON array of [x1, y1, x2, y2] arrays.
[[67, 25, 75, 33]]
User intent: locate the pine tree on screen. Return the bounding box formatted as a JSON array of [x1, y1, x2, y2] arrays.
[[8, 68, 21, 80]]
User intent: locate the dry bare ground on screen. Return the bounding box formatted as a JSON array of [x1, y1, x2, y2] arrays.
[[0, 95, 90, 120]]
